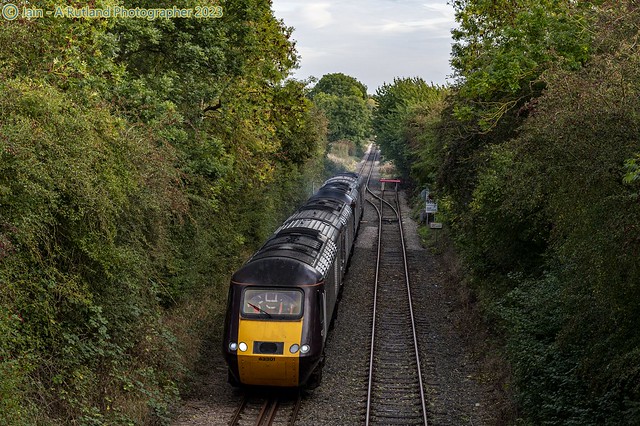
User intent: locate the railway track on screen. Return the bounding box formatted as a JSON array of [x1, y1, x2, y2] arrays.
[[229, 391, 301, 426], [357, 144, 378, 182], [364, 149, 428, 425]]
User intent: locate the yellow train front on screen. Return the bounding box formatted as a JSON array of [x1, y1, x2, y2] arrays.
[[223, 173, 362, 388], [222, 256, 328, 387]]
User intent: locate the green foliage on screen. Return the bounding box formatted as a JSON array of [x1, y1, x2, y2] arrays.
[[310, 73, 372, 149], [624, 155, 640, 184], [437, 0, 594, 217], [273, 80, 326, 166], [395, 0, 640, 423], [405, 101, 447, 187], [435, 1, 640, 423], [450, 0, 592, 132], [509, 42, 640, 422], [464, 144, 548, 277], [309, 72, 368, 99], [313, 92, 371, 146], [0, 1, 329, 424], [373, 77, 445, 180], [329, 140, 357, 158], [492, 273, 598, 424], [0, 78, 185, 423], [112, 0, 297, 122]]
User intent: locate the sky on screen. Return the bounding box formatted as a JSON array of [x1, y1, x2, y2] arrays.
[[270, 0, 459, 94]]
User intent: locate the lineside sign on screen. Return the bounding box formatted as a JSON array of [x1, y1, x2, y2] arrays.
[[425, 201, 438, 213]]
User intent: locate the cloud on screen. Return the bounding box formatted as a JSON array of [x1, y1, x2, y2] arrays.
[[300, 3, 333, 29], [354, 2, 455, 35], [271, 1, 297, 14], [422, 2, 456, 14], [272, 0, 457, 89], [359, 18, 451, 34], [297, 46, 331, 61]]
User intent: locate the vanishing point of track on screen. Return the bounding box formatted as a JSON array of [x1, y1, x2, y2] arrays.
[[364, 147, 428, 425]]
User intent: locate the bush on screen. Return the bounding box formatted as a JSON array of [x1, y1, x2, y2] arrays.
[[0, 78, 185, 423]]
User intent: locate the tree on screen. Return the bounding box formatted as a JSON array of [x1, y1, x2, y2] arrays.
[[309, 72, 368, 100], [437, 0, 595, 225], [425, 1, 640, 422], [373, 78, 444, 179], [310, 73, 372, 149], [450, 0, 592, 131], [313, 92, 370, 145]]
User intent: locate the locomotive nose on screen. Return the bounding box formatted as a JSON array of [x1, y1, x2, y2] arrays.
[[235, 318, 304, 387]]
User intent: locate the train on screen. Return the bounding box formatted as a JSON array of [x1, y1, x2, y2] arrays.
[[222, 172, 364, 388]]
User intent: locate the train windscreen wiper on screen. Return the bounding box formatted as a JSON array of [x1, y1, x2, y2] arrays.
[[248, 303, 272, 318]]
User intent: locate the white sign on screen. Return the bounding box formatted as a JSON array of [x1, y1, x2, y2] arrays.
[[425, 201, 438, 213], [429, 222, 443, 229]]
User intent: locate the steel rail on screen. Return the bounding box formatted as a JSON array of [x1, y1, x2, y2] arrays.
[[364, 197, 381, 426], [364, 147, 381, 426], [363, 147, 428, 426], [289, 392, 302, 426], [357, 143, 377, 177], [230, 393, 300, 426], [256, 397, 277, 426], [229, 395, 248, 426], [394, 187, 428, 426]]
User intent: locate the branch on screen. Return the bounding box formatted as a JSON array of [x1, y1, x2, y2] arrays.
[[203, 99, 222, 113]]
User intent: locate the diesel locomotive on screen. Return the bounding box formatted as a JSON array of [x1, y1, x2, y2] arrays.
[[222, 172, 364, 388]]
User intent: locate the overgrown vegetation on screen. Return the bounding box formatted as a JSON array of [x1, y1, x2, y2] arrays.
[[309, 73, 373, 154], [373, 77, 446, 180], [374, 1, 640, 423], [0, 1, 331, 424]]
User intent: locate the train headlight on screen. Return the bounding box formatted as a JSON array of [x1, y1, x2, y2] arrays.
[[289, 344, 300, 354], [238, 342, 248, 352], [300, 344, 310, 354], [229, 342, 238, 351]]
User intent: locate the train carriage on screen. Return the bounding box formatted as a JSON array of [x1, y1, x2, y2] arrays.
[[222, 173, 363, 388], [322, 172, 364, 231]]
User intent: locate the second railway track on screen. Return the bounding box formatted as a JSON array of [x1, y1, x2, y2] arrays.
[[364, 149, 428, 425]]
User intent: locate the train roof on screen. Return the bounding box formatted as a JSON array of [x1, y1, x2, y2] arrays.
[[231, 230, 329, 286], [308, 186, 354, 205], [231, 196, 351, 286], [322, 173, 361, 198], [325, 171, 359, 182], [297, 198, 352, 225]]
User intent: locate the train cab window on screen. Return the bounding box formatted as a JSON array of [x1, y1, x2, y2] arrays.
[[241, 288, 303, 320]]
